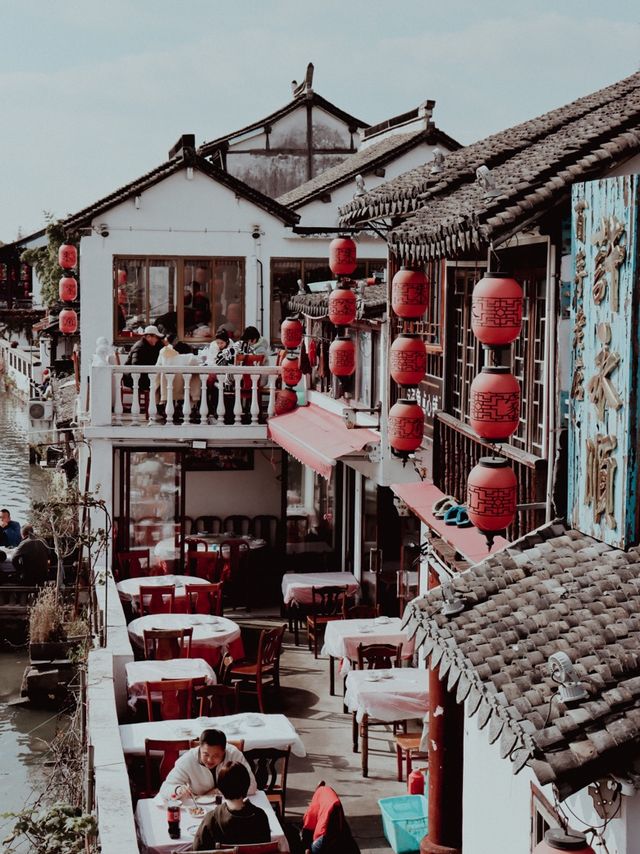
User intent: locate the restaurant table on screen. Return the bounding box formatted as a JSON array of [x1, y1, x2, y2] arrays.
[[120, 712, 306, 757], [153, 534, 267, 564], [344, 667, 429, 777], [321, 617, 415, 695], [126, 658, 217, 709], [127, 613, 242, 668], [281, 571, 360, 647], [136, 789, 289, 853], [117, 574, 211, 614]]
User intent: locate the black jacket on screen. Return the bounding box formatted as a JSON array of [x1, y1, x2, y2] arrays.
[[122, 338, 163, 389]]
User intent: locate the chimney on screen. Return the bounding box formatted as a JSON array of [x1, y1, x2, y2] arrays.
[[418, 99, 436, 129], [168, 134, 196, 160]]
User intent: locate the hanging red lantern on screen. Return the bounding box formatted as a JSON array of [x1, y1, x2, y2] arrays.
[[59, 308, 78, 335], [58, 244, 77, 270], [281, 354, 302, 388], [466, 457, 517, 547], [388, 399, 424, 456], [390, 334, 427, 387], [391, 267, 429, 319], [533, 829, 595, 854], [329, 237, 357, 276], [328, 282, 357, 326], [329, 334, 356, 377], [471, 272, 523, 346], [274, 387, 297, 415], [469, 367, 520, 441], [281, 317, 303, 350], [58, 276, 78, 303]]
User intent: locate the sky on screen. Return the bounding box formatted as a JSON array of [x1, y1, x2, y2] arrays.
[[1, 0, 639, 242]]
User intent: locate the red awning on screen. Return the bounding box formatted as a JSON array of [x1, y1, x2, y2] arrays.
[[268, 404, 379, 479], [391, 480, 508, 564]]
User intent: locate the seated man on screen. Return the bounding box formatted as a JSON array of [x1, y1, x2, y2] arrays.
[[0, 509, 22, 548], [11, 525, 51, 585], [160, 728, 257, 799], [192, 761, 270, 851]]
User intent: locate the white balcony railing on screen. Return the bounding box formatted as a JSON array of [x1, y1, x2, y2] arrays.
[[89, 363, 281, 428]]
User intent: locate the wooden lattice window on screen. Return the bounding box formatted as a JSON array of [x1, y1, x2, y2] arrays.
[[447, 264, 484, 424]]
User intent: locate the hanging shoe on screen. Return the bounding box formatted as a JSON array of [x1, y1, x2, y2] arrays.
[[432, 495, 457, 518]]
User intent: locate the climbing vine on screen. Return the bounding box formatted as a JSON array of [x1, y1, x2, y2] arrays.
[[20, 215, 69, 309]]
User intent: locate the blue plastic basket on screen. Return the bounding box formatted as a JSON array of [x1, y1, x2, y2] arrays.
[[378, 794, 428, 854]]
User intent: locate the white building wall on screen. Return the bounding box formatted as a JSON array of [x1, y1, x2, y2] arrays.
[[185, 448, 281, 518]]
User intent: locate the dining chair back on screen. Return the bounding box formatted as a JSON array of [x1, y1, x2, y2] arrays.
[[116, 548, 150, 580], [185, 582, 224, 616], [228, 624, 286, 713], [306, 586, 347, 658], [187, 551, 222, 582], [286, 514, 308, 543], [182, 515, 194, 536], [194, 515, 223, 535], [145, 677, 204, 721], [356, 642, 403, 670], [137, 584, 176, 616], [144, 737, 191, 796], [194, 682, 240, 716], [217, 652, 235, 685], [223, 515, 252, 536], [143, 627, 193, 661], [134, 516, 165, 547], [244, 746, 291, 818], [219, 539, 251, 607], [250, 515, 280, 547]]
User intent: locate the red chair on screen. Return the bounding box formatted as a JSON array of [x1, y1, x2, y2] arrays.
[[306, 586, 347, 658], [194, 682, 240, 717], [228, 624, 286, 713], [144, 677, 205, 721], [185, 582, 224, 616], [188, 551, 222, 582], [144, 738, 191, 797], [116, 549, 150, 580], [219, 539, 250, 606], [137, 584, 176, 616], [194, 515, 222, 534], [142, 628, 193, 660]]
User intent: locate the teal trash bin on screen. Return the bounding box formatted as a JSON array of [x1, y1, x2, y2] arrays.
[[378, 794, 428, 854]]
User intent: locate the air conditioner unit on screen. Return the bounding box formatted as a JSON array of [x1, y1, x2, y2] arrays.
[[29, 398, 53, 422]]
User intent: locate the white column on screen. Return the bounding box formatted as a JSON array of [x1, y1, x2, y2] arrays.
[[353, 471, 363, 582]]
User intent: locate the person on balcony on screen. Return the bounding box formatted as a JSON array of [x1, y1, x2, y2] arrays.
[[122, 325, 163, 390], [206, 330, 236, 420], [157, 334, 199, 423], [0, 509, 22, 548], [237, 325, 269, 358]]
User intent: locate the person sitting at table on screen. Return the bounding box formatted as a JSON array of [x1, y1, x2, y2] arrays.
[[192, 761, 270, 851], [0, 509, 22, 548], [12, 525, 52, 585], [160, 728, 257, 800]]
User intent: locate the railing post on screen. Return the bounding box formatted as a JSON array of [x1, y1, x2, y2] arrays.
[[165, 373, 175, 422], [250, 374, 260, 424], [113, 368, 124, 424], [184, 372, 193, 425], [267, 374, 277, 418], [199, 375, 208, 424], [130, 374, 141, 422], [232, 375, 242, 424], [216, 376, 225, 424], [148, 373, 158, 423]]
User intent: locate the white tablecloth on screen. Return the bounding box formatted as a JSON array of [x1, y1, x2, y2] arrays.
[[136, 789, 288, 853], [128, 614, 240, 651], [344, 667, 429, 723], [321, 617, 415, 669], [281, 572, 359, 605], [126, 658, 216, 708], [120, 712, 306, 758], [154, 535, 266, 561], [117, 574, 210, 603]]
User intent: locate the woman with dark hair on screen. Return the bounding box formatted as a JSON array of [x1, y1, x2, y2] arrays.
[[238, 325, 269, 357]]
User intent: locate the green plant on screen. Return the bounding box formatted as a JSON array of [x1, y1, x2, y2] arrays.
[[2, 802, 96, 853], [20, 215, 69, 309]]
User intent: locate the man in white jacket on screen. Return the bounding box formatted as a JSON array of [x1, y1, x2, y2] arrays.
[[160, 729, 257, 800]]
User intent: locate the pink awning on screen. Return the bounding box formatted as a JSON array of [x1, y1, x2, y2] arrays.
[[268, 404, 379, 479], [391, 481, 508, 564]]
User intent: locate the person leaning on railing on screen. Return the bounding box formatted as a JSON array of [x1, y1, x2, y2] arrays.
[[122, 325, 163, 391]]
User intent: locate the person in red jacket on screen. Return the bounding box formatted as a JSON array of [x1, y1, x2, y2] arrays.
[[302, 783, 360, 853]]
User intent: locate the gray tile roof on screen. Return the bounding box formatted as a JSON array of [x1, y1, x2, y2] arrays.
[[403, 521, 640, 798], [339, 72, 640, 260], [287, 282, 386, 319]]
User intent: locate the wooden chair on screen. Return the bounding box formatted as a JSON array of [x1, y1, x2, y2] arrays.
[[217, 652, 235, 685], [143, 628, 193, 661], [194, 515, 222, 535], [286, 514, 308, 543], [245, 746, 291, 819], [116, 548, 150, 580], [250, 515, 280, 547], [219, 539, 251, 608], [135, 516, 165, 547], [194, 682, 240, 716], [187, 550, 223, 582], [223, 515, 252, 536], [182, 515, 195, 536], [144, 677, 204, 721], [228, 624, 286, 713], [395, 731, 428, 782], [137, 584, 176, 616], [306, 586, 347, 658], [144, 737, 191, 797], [185, 582, 224, 616]]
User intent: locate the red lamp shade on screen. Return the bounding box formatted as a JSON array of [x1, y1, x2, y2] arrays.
[[281, 317, 303, 350], [467, 457, 517, 546], [281, 354, 302, 388], [328, 283, 357, 326], [533, 829, 595, 854], [471, 272, 523, 346], [59, 308, 78, 335], [469, 367, 520, 441], [329, 334, 356, 377], [58, 244, 77, 270], [59, 276, 78, 303], [388, 399, 424, 455], [329, 237, 357, 276], [391, 267, 429, 319], [274, 387, 297, 415], [390, 334, 427, 387]]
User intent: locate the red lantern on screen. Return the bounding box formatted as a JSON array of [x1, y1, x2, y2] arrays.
[[469, 367, 520, 441], [117, 269, 128, 286], [391, 267, 429, 319], [390, 334, 427, 387], [281, 354, 302, 388], [328, 283, 357, 327], [533, 829, 595, 854], [59, 308, 78, 335], [388, 399, 424, 456], [281, 317, 303, 350], [274, 387, 297, 415], [471, 272, 523, 346], [329, 237, 357, 276], [466, 457, 517, 547], [329, 334, 356, 377], [58, 276, 78, 303], [58, 244, 77, 270]]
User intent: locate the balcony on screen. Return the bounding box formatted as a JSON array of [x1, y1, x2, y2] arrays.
[[86, 363, 282, 441]]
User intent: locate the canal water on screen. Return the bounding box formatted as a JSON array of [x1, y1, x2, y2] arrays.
[[0, 389, 59, 832]]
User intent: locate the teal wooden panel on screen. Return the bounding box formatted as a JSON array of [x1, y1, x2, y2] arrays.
[[568, 175, 640, 548]]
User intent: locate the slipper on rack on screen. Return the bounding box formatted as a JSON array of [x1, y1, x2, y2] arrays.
[[444, 504, 462, 526], [432, 495, 457, 518], [455, 507, 473, 528]]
